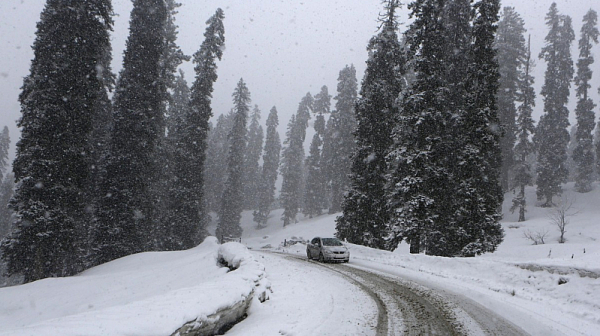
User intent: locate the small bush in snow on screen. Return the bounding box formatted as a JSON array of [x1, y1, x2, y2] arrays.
[[523, 229, 549, 245], [550, 196, 579, 244]]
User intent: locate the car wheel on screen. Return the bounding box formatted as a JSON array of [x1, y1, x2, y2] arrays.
[[319, 253, 325, 263]]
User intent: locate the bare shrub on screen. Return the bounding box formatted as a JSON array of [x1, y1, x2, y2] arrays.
[[523, 228, 549, 245], [550, 196, 579, 244]]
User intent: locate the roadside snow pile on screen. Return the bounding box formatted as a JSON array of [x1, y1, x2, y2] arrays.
[[0, 237, 269, 336]]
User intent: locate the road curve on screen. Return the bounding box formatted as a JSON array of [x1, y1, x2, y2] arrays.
[[284, 254, 528, 336]]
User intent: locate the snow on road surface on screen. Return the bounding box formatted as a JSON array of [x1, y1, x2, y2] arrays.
[[226, 252, 378, 336]]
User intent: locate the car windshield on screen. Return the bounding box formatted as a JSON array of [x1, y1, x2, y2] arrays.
[[321, 238, 343, 246]]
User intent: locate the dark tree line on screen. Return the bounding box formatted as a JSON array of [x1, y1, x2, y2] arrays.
[[2, 0, 600, 284], [335, 0, 599, 256], [340, 0, 505, 257]]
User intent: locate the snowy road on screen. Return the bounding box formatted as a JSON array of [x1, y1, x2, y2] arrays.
[[251, 252, 529, 336], [325, 262, 528, 335]]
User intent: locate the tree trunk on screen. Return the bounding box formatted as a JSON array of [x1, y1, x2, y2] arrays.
[[410, 235, 420, 254], [518, 184, 526, 222]]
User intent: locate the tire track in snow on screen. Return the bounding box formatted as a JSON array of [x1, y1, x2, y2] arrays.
[[285, 253, 528, 335], [279, 254, 387, 335]]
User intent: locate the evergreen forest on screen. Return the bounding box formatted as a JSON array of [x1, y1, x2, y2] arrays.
[[1, 0, 599, 283]]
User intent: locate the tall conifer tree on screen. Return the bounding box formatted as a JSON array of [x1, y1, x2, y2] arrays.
[[387, 0, 503, 256], [92, 0, 166, 265], [573, 9, 598, 193], [2, 0, 114, 280], [495, 7, 527, 191], [303, 86, 331, 218], [216, 79, 251, 239], [205, 111, 234, 212], [387, 0, 456, 254], [164, 9, 225, 249], [535, 3, 575, 206], [281, 93, 313, 226], [337, 0, 404, 249], [451, 0, 504, 256], [326, 66, 358, 214], [511, 36, 536, 222], [243, 106, 264, 210], [253, 107, 281, 228]]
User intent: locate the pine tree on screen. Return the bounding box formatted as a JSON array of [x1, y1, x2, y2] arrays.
[[326, 65, 358, 214], [303, 86, 331, 218], [1, 0, 114, 281], [151, 0, 191, 250], [243, 105, 264, 210], [281, 93, 313, 226], [386, 0, 454, 254], [573, 9, 598, 193], [452, 0, 504, 256], [535, 3, 575, 206], [160, 0, 190, 101], [511, 36, 536, 222], [387, 0, 503, 256], [253, 107, 281, 228], [161, 71, 191, 250], [337, 0, 404, 250], [164, 8, 225, 249], [92, 0, 167, 265], [216, 79, 251, 239], [303, 133, 323, 218], [205, 111, 234, 212], [496, 7, 527, 191]]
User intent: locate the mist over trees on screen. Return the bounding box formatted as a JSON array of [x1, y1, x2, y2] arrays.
[[2, 0, 600, 283], [243, 106, 264, 210], [303, 86, 331, 218], [280, 93, 313, 226], [496, 6, 527, 192], [216, 79, 251, 240], [510, 36, 537, 222], [535, 3, 575, 207], [573, 9, 599, 193], [326, 65, 358, 214], [0, 127, 13, 240], [253, 107, 281, 228]]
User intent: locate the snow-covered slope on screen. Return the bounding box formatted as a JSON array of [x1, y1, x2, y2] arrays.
[[0, 237, 268, 336]]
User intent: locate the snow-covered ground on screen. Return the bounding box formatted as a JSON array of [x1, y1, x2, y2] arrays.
[[237, 183, 600, 335], [1, 183, 599, 335], [0, 238, 269, 335]]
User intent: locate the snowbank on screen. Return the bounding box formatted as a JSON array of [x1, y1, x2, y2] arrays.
[[0, 237, 269, 336]]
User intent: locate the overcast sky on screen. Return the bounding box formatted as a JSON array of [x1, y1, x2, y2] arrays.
[[1, 0, 599, 160]]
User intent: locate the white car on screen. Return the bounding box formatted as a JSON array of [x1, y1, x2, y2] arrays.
[[307, 237, 349, 263]]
